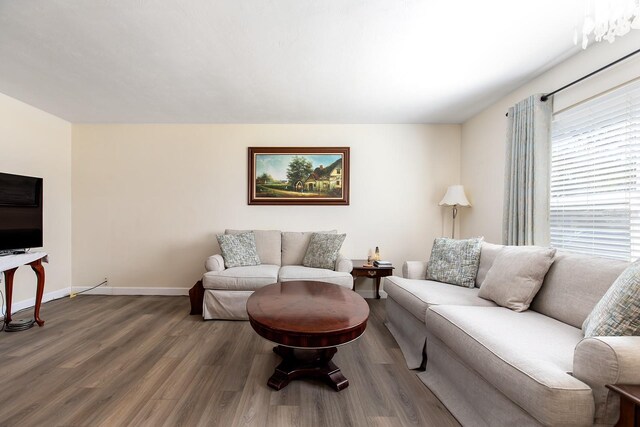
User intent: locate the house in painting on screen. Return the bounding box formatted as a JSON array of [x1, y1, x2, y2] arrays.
[[304, 159, 342, 193]]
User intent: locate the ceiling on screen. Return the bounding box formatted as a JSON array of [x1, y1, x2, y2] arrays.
[[0, 0, 584, 124]]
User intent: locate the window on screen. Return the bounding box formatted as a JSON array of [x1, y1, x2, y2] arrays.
[[550, 78, 640, 261]]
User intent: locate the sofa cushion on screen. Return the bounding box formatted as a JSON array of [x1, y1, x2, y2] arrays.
[[202, 264, 279, 290], [384, 276, 496, 323], [216, 232, 261, 268], [278, 265, 353, 288], [478, 246, 556, 312], [531, 251, 630, 328], [583, 259, 640, 337], [426, 237, 483, 288], [281, 230, 336, 266], [303, 233, 346, 269], [225, 229, 282, 266], [475, 242, 504, 287], [426, 305, 594, 426]]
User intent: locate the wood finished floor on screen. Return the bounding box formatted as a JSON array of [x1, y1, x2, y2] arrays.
[[0, 296, 459, 427]]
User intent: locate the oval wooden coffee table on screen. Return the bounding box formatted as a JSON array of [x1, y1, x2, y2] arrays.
[[246, 280, 369, 392]]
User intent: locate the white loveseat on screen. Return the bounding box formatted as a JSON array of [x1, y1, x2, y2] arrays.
[[193, 229, 353, 320], [384, 242, 640, 426]]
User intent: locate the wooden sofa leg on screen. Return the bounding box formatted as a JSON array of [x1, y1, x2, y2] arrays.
[[189, 280, 204, 315]]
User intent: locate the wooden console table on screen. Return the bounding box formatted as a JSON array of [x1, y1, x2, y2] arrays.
[[0, 252, 48, 327]]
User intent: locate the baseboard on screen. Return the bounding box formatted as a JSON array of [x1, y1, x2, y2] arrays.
[[3, 285, 373, 319], [2, 286, 71, 318], [70, 286, 189, 296], [73, 286, 377, 298]]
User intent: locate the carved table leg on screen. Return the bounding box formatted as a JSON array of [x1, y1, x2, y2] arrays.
[[3, 267, 17, 325], [268, 345, 349, 391], [29, 259, 45, 326]]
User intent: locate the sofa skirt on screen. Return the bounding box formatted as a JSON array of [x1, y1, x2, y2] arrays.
[[203, 289, 253, 320], [418, 332, 541, 427], [384, 296, 428, 369]]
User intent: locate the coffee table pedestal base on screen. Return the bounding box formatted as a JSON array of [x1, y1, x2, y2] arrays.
[[268, 345, 349, 392]]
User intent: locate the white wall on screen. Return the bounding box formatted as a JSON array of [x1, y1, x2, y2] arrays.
[[460, 32, 640, 243], [72, 124, 461, 293], [0, 92, 72, 305]]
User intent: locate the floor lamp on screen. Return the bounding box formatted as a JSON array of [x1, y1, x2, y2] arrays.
[[439, 185, 471, 238]]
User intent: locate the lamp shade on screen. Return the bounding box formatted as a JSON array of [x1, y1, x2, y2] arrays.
[[439, 185, 471, 207]]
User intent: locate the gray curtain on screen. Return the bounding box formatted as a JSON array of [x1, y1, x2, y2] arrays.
[[503, 94, 553, 246]]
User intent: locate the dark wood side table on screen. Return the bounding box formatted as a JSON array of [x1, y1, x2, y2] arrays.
[[351, 260, 394, 299], [607, 384, 640, 427]]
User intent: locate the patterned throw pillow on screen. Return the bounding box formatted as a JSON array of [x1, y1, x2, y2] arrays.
[[216, 232, 261, 268], [303, 233, 346, 270], [426, 237, 483, 288], [583, 260, 640, 337]]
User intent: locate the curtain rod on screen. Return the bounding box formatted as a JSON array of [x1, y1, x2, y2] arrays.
[[505, 46, 640, 117]]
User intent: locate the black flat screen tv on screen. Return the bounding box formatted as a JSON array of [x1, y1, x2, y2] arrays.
[[0, 172, 43, 251]]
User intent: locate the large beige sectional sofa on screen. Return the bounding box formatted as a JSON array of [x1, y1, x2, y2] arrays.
[[384, 242, 640, 426], [201, 229, 353, 320]]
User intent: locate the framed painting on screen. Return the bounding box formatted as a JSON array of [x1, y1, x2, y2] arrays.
[[248, 147, 350, 205]]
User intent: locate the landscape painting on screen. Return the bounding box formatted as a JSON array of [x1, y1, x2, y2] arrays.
[[248, 147, 350, 205]]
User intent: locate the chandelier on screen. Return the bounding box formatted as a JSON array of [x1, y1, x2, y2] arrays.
[[575, 0, 640, 49]]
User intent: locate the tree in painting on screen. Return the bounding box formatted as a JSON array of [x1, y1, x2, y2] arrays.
[[286, 156, 313, 190], [257, 172, 274, 184]]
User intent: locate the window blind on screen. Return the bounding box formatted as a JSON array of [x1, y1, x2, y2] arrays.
[[550, 78, 640, 261]]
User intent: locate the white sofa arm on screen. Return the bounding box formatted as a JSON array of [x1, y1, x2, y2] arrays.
[[205, 254, 225, 272], [335, 254, 353, 273], [573, 336, 640, 424], [403, 261, 428, 279]]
